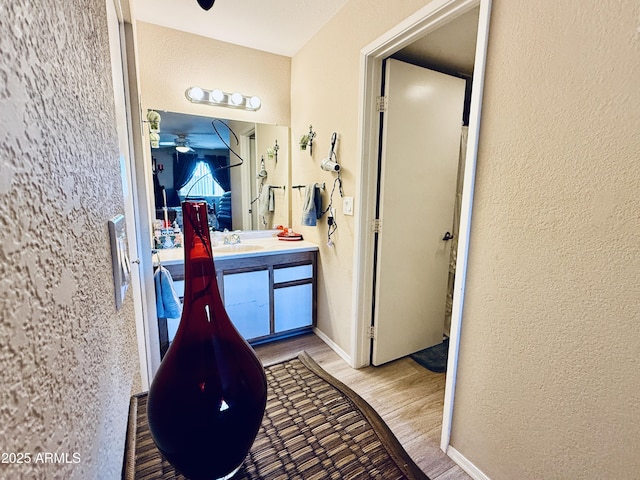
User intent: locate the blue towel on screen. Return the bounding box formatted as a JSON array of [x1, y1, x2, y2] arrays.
[[154, 266, 182, 319], [301, 184, 322, 226]]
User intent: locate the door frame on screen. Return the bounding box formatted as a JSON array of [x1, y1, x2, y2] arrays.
[[106, 0, 152, 389], [351, 0, 492, 452]]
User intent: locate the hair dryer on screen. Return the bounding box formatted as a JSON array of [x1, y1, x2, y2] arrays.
[[321, 132, 340, 171], [321, 158, 341, 172]]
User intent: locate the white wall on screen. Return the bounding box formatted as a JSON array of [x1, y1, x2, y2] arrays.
[[136, 22, 291, 127]]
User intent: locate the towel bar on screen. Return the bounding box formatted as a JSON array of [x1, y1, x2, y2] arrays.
[[292, 183, 325, 190]]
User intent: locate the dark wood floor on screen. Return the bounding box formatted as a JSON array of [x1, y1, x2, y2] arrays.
[[253, 333, 471, 480]]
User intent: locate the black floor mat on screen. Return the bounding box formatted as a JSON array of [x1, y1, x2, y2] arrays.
[[410, 338, 449, 373]]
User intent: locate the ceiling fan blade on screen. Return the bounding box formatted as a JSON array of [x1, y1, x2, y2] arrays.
[[197, 0, 215, 11]]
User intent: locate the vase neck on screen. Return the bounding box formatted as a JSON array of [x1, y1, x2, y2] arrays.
[[181, 201, 218, 300]]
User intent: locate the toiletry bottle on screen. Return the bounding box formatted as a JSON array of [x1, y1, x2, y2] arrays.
[[173, 222, 183, 248]]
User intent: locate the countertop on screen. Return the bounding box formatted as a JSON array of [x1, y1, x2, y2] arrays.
[[154, 236, 318, 266]]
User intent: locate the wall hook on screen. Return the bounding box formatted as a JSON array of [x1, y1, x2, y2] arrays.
[[307, 126, 316, 156]]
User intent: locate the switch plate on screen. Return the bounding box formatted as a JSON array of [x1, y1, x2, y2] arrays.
[[108, 214, 131, 310], [343, 196, 354, 216]]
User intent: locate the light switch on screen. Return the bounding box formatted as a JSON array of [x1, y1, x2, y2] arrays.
[[108, 214, 130, 310], [343, 196, 354, 216]]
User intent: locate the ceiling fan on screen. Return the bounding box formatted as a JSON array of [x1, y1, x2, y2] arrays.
[[158, 134, 193, 153]]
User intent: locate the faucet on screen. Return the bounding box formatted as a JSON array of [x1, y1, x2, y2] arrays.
[[222, 229, 241, 245]]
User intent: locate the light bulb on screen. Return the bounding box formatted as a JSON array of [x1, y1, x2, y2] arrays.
[[211, 89, 224, 102], [230, 92, 243, 106], [248, 96, 261, 110], [187, 87, 205, 102]]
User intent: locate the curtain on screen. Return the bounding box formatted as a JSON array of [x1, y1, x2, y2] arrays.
[[204, 154, 231, 192], [152, 172, 164, 207], [173, 152, 199, 191]]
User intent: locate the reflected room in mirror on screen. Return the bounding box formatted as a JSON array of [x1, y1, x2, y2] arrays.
[[148, 110, 290, 242]]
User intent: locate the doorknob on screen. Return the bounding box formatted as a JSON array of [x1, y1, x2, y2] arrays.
[[442, 232, 454, 241]]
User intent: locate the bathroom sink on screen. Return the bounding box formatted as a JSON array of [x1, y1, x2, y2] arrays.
[[213, 244, 264, 253]]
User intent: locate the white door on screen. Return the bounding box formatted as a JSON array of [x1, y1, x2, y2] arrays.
[[372, 59, 465, 366]]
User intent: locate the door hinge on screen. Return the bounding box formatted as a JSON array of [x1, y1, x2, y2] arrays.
[[368, 326, 376, 339], [376, 96, 388, 112], [371, 218, 382, 233]]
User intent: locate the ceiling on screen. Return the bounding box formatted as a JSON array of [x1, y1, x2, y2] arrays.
[[131, 0, 351, 57], [394, 7, 479, 77], [155, 111, 256, 151]]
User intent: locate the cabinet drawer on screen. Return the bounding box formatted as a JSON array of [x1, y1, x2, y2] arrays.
[[273, 264, 313, 284]]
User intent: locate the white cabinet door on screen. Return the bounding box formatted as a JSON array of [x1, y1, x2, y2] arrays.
[[223, 270, 270, 340], [274, 284, 313, 332]]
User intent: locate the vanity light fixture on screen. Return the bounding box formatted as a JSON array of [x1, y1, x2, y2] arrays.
[[185, 87, 262, 111]]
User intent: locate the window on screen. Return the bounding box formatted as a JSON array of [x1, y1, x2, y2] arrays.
[[178, 161, 225, 198]]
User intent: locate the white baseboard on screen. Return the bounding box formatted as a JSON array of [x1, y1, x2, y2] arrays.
[[447, 446, 491, 480], [312, 327, 352, 365]]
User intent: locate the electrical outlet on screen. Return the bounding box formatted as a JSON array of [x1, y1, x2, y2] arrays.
[[343, 196, 354, 216]]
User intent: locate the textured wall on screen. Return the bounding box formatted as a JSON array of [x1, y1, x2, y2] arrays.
[[0, 0, 141, 479], [450, 0, 640, 478]]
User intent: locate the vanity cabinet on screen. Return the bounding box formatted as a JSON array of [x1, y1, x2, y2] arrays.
[[163, 250, 316, 346]]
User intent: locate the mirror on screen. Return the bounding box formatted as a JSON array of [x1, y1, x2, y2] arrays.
[[148, 110, 290, 239]]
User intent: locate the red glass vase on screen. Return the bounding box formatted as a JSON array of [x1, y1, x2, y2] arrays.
[[147, 201, 267, 480]]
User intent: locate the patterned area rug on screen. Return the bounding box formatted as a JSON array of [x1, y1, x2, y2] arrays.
[[124, 352, 429, 480]]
